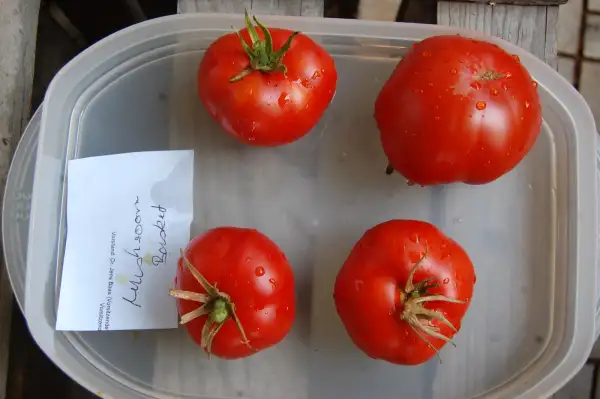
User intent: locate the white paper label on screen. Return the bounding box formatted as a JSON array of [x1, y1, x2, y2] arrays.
[[56, 150, 194, 331]]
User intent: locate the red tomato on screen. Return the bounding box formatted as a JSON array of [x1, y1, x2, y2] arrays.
[[333, 220, 476, 365], [170, 227, 296, 359], [375, 35, 542, 186], [198, 11, 337, 146]]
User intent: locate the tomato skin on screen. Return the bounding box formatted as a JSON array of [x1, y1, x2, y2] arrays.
[[175, 227, 296, 359], [333, 220, 475, 365], [375, 35, 542, 185], [198, 27, 337, 146]]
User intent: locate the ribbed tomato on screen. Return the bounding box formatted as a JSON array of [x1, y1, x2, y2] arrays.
[[375, 35, 541, 185], [334, 220, 476, 365], [169, 227, 296, 359], [198, 11, 337, 146]]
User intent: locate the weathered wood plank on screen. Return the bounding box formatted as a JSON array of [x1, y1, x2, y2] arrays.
[[357, 0, 402, 21], [444, 0, 567, 5], [178, 0, 324, 16], [438, 2, 559, 69], [0, 1, 41, 398]]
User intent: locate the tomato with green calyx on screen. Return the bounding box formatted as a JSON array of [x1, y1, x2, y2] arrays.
[[197, 10, 337, 146], [333, 219, 476, 365], [375, 35, 541, 186], [169, 227, 296, 359]]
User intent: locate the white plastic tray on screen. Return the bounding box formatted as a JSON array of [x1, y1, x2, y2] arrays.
[[18, 14, 599, 399]]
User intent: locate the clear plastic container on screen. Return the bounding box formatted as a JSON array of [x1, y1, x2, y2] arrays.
[[22, 14, 598, 399], [3, 106, 41, 313]]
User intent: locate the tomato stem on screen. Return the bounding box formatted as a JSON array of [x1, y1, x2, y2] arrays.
[[168, 249, 255, 357], [399, 243, 465, 363], [229, 9, 300, 83], [479, 70, 504, 80]]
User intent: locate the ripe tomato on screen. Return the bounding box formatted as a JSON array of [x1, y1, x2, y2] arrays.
[[333, 219, 476, 365], [169, 227, 296, 359], [375, 35, 542, 186], [197, 11, 337, 146]]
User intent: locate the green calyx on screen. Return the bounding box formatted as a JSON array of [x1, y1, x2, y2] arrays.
[[229, 10, 300, 83], [210, 299, 229, 324]]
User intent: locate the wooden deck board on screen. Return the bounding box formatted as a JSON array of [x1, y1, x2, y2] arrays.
[[438, 1, 559, 68], [178, 0, 324, 16], [0, 1, 41, 398]]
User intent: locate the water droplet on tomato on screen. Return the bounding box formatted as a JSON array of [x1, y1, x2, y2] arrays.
[[269, 278, 277, 289], [512, 54, 520, 62], [255, 267, 265, 277], [422, 51, 432, 57], [354, 280, 364, 291], [532, 80, 538, 88], [311, 70, 321, 79], [434, 105, 439, 110], [409, 233, 419, 243], [490, 87, 499, 96], [245, 257, 251, 263], [428, 82, 434, 87], [437, 94, 442, 100], [501, 83, 509, 91], [450, 68, 458, 75], [476, 101, 487, 110], [413, 88, 424, 94], [409, 252, 422, 263], [473, 275, 477, 283], [470, 82, 481, 90], [278, 92, 291, 108], [300, 79, 313, 89], [525, 101, 530, 109], [443, 278, 450, 284], [434, 116, 440, 121]]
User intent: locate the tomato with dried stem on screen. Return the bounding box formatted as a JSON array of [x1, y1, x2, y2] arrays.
[[197, 10, 337, 146], [333, 219, 476, 365], [169, 227, 296, 359]]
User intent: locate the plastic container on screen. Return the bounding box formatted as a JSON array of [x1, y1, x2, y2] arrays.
[[21, 13, 598, 399], [3, 106, 41, 313]]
